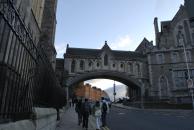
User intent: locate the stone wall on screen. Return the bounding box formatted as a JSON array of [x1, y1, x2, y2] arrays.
[[0, 107, 62, 130]]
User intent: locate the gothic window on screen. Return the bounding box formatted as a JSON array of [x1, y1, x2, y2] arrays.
[[176, 31, 185, 47], [97, 62, 100, 67], [171, 52, 179, 63], [186, 51, 191, 62], [71, 60, 76, 73], [136, 64, 140, 76], [159, 76, 168, 98], [112, 63, 115, 68], [183, 51, 191, 62], [80, 60, 84, 70], [104, 54, 108, 66], [128, 63, 133, 73], [157, 53, 164, 64], [184, 20, 191, 44], [88, 61, 92, 67], [120, 63, 124, 68]]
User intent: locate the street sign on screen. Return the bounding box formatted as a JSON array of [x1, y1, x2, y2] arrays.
[[187, 79, 193, 89]]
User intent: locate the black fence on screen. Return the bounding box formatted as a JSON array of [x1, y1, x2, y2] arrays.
[[0, 0, 66, 122]]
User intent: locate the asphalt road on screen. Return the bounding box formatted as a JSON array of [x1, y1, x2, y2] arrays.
[[107, 106, 194, 130]]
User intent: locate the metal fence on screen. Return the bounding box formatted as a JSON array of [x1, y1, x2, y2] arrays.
[[0, 0, 65, 122]]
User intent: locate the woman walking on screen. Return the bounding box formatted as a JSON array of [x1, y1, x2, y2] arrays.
[[93, 101, 102, 130]]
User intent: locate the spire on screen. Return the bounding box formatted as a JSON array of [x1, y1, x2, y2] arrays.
[[101, 41, 111, 50], [105, 41, 107, 45]]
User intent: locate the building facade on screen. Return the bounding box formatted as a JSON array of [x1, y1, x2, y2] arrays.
[[63, 1, 194, 104], [0, 0, 64, 121], [136, 0, 194, 103], [74, 82, 109, 101]]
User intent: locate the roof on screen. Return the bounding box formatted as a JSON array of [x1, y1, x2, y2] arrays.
[[65, 48, 101, 58], [64, 47, 145, 59]]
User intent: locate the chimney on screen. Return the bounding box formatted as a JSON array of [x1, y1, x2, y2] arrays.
[[154, 17, 159, 47], [154, 17, 159, 34]]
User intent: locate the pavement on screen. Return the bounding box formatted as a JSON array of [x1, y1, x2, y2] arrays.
[[56, 107, 110, 130], [56, 107, 94, 130]]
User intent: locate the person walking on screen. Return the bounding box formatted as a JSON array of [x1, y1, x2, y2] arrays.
[[93, 101, 102, 130], [75, 99, 82, 126], [81, 98, 91, 130], [101, 99, 108, 127]]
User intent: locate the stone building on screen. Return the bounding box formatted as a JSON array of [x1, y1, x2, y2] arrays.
[[136, 0, 194, 103], [74, 82, 109, 101], [0, 0, 63, 121], [62, 0, 194, 104]]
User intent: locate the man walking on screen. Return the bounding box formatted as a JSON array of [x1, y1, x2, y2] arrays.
[[100, 97, 109, 128], [75, 99, 82, 126], [81, 98, 91, 130]]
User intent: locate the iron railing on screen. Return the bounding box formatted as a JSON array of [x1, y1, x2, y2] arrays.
[[0, 0, 65, 122]]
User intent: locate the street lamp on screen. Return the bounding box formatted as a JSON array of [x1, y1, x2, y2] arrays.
[[179, 34, 194, 110], [113, 81, 116, 103]]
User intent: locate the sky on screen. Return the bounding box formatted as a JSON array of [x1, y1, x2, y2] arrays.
[[55, 0, 184, 90]]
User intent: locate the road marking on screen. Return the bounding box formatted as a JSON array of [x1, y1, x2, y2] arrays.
[[118, 112, 125, 115], [102, 126, 110, 130]]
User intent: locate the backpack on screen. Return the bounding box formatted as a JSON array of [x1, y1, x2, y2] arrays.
[[102, 102, 107, 112], [84, 102, 90, 113]]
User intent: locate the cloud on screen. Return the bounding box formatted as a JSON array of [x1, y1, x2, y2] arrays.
[[55, 43, 67, 58], [85, 79, 123, 90], [108, 34, 137, 51]]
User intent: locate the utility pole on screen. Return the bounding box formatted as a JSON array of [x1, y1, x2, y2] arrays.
[[113, 81, 116, 103]]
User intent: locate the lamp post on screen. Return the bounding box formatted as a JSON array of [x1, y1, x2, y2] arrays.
[[113, 81, 116, 103], [179, 35, 194, 110]]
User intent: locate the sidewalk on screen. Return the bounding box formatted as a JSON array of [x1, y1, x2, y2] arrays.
[[56, 107, 96, 130]]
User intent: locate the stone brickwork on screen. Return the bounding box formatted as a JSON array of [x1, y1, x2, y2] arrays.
[[39, 0, 58, 70]]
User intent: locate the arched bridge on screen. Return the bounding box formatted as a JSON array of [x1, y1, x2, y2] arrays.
[[66, 70, 142, 88], [63, 42, 149, 98]]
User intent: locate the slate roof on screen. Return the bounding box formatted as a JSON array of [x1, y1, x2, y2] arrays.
[[65, 48, 101, 58], [64, 47, 145, 59]]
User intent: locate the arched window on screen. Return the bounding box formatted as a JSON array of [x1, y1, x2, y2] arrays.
[[88, 61, 92, 67], [112, 63, 115, 68], [136, 64, 140, 76], [104, 54, 108, 66], [97, 62, 100, 67], [120, 63, 123, 68], [71, 60, 76, 73], [177, 30, 185, 47], [128, 63, 133, 73], [159, 76, 169, 98], [80, 60, 84, 70]]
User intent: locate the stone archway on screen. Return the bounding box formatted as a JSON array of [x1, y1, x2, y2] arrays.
[[65, 70, 143, 100]]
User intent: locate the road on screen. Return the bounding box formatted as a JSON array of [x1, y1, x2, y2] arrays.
[[107, 106, 194, 130]]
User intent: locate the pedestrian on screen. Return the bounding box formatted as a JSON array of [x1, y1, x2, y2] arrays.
[[81, 98, 91, 130], [93, 101, 102, 130], [69, 98, 72, 107], [101, 99, 108, 127], [75, 99, 82, 125]]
